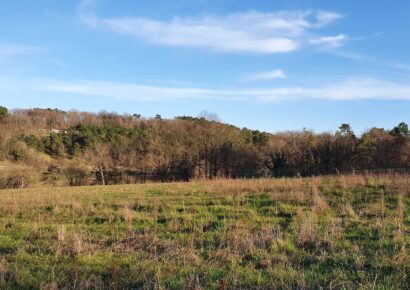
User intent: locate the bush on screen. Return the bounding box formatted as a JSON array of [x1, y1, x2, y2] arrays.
[[42, 165, 62, 186], [21, 134, 44, 152], [0, 170, 34, 189], [0, 106, 8, 121], [43, 133, 65, 156], [64, 166, 89, 186], [9, 141, 26, 162]]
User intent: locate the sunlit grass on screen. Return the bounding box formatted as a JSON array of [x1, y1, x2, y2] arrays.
[[0, 175, 409, 289]]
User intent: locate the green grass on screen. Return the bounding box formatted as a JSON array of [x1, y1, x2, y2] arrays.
[[0, 176, 409, 289]]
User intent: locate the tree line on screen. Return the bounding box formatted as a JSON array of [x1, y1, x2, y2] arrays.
[[0, 106, 408, 187]]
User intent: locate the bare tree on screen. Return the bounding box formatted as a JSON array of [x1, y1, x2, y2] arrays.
[[85, 143, 113, 185]]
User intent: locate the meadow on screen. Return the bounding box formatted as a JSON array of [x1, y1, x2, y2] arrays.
[[0, 174, 409, 289]]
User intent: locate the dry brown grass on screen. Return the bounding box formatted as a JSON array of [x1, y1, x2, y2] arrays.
[[0, 174, 409, 289]]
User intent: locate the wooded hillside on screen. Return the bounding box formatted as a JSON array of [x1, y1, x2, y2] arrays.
[[0, 106, 408, 188]]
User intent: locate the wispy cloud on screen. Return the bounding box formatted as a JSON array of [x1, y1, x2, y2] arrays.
[[37, 80, 222, 101], [0, 44, 39, 58], [35, 78, 410, 102], [46, 58, 68, 67], [80, 10, 345, 54], [245, 70, 286, 82], [314, 11, 343, 27], [389, 62, 410, 71], [78, 0, 97, 13], [268, 78, 410, 101], [326, 49, 410, 73], [309, 34, 348, 48]]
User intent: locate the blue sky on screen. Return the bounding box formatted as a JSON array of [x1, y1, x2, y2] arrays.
[[0, 0, 409, 133]]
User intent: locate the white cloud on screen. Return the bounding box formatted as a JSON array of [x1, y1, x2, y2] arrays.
[[37, 80, 223, 101], [313, 78, 410, 101], [80, 10, 344, 54], [245, 70, 286, 82], [259, 79, 410, 102], [35, 78, 410, 102], [309, 34, 347, 48], [314, 11, 343, 28]]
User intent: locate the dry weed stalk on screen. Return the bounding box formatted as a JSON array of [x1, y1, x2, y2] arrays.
[[72, 200, 83, 215], [311, 177, 329, 214], [58, 225, 66, 242], [72, 232, 84, 255], [380, 189, 385, 219], [313, 193, 329, 214], [341, 202, 357, 219], [298, 212, 317, 248], [40, 282, 58, 290], [0, 260, 6, 282], [121, 205, 134, 224], [395, 192, 404, 240], [393, 185, 407, 265]]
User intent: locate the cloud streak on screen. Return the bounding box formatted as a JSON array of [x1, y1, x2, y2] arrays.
[[36, 78, 410, 102], [37, 80, 223, 101], [309, 34, 348, 48], [0, 44, 39, 58], [245, 70, 286, 82], [80, 10, 346, 54]]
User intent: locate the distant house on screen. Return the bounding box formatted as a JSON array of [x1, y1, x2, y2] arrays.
[[39, 129, 68, 134], [50, 129, 68, 134]]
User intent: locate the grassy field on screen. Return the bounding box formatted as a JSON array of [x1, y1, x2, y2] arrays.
[[0, 175, 409, 289]]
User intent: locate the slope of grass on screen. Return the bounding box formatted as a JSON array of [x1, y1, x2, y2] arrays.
[[0, 175, 409, 289]]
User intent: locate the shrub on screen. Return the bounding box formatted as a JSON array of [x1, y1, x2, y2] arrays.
[[0, 170, 32, 189], [43, 133, 65, 156], [9, 141, 26, 162], [0, 106, 8, 121], [21, 134, 44, 152], [42, 165, 62, 186], [64, 166, 89, 186]]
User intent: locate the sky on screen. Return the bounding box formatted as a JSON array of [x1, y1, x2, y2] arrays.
[[0, 0, 409, 133]]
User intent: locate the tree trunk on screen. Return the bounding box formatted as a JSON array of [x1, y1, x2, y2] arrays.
[[97, 166, 105, 185]]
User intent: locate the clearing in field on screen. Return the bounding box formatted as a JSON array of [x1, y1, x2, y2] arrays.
[[0, 175, 409, 289]]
